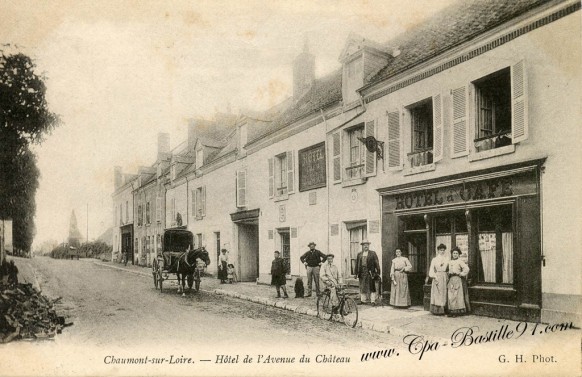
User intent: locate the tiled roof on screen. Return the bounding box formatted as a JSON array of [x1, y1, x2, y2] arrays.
[[248, 69, 343, 144], [368, 0, 551, 85]]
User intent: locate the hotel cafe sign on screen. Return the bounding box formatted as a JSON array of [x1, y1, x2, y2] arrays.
[[388, 170, 537, 212]]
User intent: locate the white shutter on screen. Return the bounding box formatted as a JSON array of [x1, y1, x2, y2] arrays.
[[192, 189, 198, 219], [286, 151, 295, 194], [332, 132, 342, 183], [201, 186, 206, 217], [237, 170, 247, 207], [387, 109, 402, 170], [364, 120, 377, 177], [156, 197, 161, 223], [268, 158, 274, 198], [511, 60, 528, 144], [432, 93, 444, 162], [451, 86, 469, 158]]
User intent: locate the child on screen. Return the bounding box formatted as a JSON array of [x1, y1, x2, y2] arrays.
[[227, 263, 237, 284]]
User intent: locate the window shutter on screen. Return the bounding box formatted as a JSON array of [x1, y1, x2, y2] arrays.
[[451, 86, 469, 158], [511, 60, 528, 144], [387, 109, 402, 170], [201, 186, 206, 217], [156, 198, 161, 223], [364, 120, 377, 177], [286, 151, 295, 194], [332, 132, 342, 183], [192, 189, 198, 219], [237, 170, 247, 207], [268, 158, 274, 198], [432, 93, 444, 162]]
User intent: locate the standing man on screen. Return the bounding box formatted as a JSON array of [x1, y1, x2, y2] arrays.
[[320, 253, 341, 310], [271, 251, 289, 298], [354, 240, 381, 305], [299, 241, 326, 297]]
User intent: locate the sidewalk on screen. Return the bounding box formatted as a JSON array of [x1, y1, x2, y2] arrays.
[[94, 260, 526, 343]]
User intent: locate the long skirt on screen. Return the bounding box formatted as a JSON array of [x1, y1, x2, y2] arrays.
[[218, 261, 228, 280], [390, 271, 411, 307], [430, 271, 447, 315], [447, 276, 471, 314]]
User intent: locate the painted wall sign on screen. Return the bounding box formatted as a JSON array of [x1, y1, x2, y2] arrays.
[[298, 142, 326, 192]]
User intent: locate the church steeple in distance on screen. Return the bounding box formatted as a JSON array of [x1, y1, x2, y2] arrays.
[[68, 210, 83, 248]]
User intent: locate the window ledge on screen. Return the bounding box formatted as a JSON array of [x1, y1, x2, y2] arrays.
[[274, 193, 290, 202], [403, 163, 436, 176], [341, 177, 367, 188], [469, 144, 515, 162]]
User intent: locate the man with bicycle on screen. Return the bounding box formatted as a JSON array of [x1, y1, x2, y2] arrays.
[[320, 253, 341, 312]]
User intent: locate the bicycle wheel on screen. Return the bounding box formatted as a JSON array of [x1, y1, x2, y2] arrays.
[[341, 297, 358, 328], [317, 293, 333, 320]]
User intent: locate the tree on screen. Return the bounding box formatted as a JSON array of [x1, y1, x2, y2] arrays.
[[0, 50, 59, 253]]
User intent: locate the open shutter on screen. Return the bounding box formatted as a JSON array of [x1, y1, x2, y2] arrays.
[[332, 132, 342, 183], [364, 120, 377, 177], [268, 158, 274, 198], [156, 197, 161, 223], [511, 60, 528, 143], [286, 151, 295, 194], [432, 93, 444, 162], [192, 189, 197, 219], [201, 186, 206, 217], [451, 86, 469, 158], [387, 110, 402, 170], [237, 170, 247, 207]]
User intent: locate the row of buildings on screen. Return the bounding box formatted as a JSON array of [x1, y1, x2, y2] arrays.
[[112, 0, 581, 323]]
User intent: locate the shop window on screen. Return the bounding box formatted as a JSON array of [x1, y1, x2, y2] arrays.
[[348, 224, 367, 276], [475, 205, 513, 284], [434, 212, 469, 264], [473, 68, 512, 152], [407, 98, 434, 167]]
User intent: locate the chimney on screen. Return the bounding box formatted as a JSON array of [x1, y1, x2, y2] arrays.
[[114, 166, 122, 189], [157, 133, 170, 160], [188, 121, 197, 152], [293, 37, 315, 101]]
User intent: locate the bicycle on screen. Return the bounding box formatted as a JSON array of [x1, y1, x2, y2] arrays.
[[316, 284, 359, 328]]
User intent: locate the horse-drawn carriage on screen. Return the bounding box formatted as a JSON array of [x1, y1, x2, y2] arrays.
[[152, 229, 211, 293]]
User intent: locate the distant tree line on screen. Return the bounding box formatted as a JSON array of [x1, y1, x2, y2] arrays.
[[0, 49, 59, 253], [49, 241, 112, 260]]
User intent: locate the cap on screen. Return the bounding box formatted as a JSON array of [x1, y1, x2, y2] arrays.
[[360, 240, 371, 245], [308, 242, 316, 247]]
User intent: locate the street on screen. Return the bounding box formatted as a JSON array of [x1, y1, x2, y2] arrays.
[[2, 256, 580, 377]]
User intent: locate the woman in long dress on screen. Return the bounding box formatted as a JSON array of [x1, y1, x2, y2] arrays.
[[218, 249, 229, 284], [447, 247, 470, 316], [429, 243, 448, 315], [390, 248, 412, 307]]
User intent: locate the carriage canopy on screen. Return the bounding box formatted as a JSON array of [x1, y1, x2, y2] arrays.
[[163, 229, 193, 253]]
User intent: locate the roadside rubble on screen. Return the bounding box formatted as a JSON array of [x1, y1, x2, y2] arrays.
[[0, 282, 72, 343]]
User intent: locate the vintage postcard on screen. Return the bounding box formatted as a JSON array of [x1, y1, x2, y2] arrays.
[[0, 0, 580, 376]]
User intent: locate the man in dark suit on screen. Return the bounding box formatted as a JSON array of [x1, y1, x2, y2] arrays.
[[354, 240, 380, 305]]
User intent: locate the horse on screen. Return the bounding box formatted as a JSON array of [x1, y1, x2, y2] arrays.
[[176, 246, 211, 295]]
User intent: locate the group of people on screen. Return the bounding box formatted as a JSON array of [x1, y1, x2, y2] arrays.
[[0, 259, 19, 286], [388, 243, 470, 315], [269, 240, 381, 305], [218, 249, 237, 284], [270, 240, 470, 316]]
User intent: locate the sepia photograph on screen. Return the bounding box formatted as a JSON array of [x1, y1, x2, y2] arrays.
[[0, 0, 580, 376]]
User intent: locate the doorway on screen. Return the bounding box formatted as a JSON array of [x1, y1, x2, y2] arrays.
[[401, 216, 427, 306], [238, 223, 259, 281]]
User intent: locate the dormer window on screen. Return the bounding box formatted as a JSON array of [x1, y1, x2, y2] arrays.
[[196, 149, 203, 169], [343, 57, 363, 105], [171, 164, 176, 180]]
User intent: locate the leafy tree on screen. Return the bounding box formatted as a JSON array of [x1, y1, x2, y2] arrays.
[[0, 50, 59, 252]]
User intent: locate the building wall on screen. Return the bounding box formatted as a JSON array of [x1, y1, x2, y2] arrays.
[[112, 182, 134, 262]]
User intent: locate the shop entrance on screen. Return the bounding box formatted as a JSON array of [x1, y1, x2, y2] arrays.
[[401, 216, 427, 306]]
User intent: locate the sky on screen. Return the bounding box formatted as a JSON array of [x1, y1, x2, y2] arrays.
[[0, 0, 456, 249]]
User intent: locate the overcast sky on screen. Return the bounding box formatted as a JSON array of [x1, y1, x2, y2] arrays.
[[0, 0, 456, 248]]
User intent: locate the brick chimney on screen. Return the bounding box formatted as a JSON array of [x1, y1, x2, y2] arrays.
[[114, 166, 122, 189], [157, 132, 170, 160], [293, 38, 315, 102]]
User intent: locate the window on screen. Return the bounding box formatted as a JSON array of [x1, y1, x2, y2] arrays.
[[137, 205, 143, 226], [278, 229, 291, 274], [171, 198, 175, 225], [269, 151, 294, 199], [156, 234, 161, 252], [193, 186, 206, 219], [156, 198, 161, 223], [196, 233, 203, 248], [236, 170, 247, 207], [348, 224, 367, 276], [475, 205, 513, 284], [171, 165, 176, 180], [473, 68, 512, 152], [407, 98, 434, 167], [196, 149, 203, 169], [346, 126, 365, 179], [434, 212, 468, 264], [125, 201, 129, 222], [119, 205, 122, 225], [146, 202, 151, 224]]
